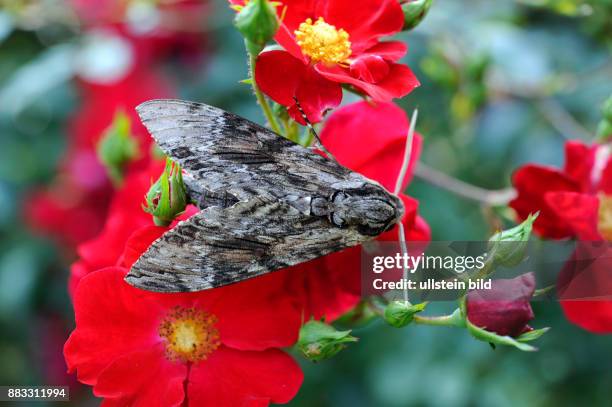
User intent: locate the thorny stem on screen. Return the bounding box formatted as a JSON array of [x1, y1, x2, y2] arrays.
[[414, 162, 517, 206], [248, 51, 282, 135]]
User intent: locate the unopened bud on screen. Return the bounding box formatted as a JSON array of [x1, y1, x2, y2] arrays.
[[234, 0, 279, 55], [97, 110, 139, 185], [143, 158, 187, 226], [297, 320, 357, 362], [488, 213, 537, 267], [383, 301, 427, 328], [401, 0, 433, 31]]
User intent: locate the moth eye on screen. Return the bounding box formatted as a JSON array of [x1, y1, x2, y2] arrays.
[[330, 212, 347, 228], [331, 190, 348, 203]]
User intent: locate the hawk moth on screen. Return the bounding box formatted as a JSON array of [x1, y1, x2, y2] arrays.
[[126, 99, 404, 292]]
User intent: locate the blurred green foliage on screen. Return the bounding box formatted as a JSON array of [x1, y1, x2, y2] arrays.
[[0, 0, 611, 406]]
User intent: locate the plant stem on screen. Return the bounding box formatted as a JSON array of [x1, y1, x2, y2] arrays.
[[413, 308, 465, 328], [414, 162, 516, 206], [248, 51, 282, 135]]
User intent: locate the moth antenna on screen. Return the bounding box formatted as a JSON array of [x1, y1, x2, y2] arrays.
[[292, 96, 337, 162], [394, 109, 418, 304], [394, 109, 418, 196]]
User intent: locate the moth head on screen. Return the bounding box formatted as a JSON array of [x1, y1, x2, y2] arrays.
[[330, 184, 404, 236]]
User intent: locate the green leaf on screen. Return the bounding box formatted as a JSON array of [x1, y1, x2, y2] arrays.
[[517, 327, 550, 343]]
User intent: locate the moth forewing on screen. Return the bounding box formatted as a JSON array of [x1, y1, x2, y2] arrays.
[[126, 99, 404, 293]]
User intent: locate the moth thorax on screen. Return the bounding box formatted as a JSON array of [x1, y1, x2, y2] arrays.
[[158, 306, 220, 363], [331, 188, 403, 236]]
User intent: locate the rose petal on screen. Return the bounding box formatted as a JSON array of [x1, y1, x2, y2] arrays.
[[188, 347, 303, 406], [545, 192, 602, 240], [320, 101, 422, 191], [317, 62, 419, 101], [64, 268, 164, 385], [256, 50, 341, 123], [510, 164, 581, 239]]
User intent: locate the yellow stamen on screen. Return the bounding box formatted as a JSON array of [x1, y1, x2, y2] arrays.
[[598, 194, 612, 240], [159, 306, 220, 363], [295, 17, 351, 65]]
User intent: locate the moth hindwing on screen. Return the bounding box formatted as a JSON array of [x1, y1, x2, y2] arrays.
[[126, 99, 404, 292]]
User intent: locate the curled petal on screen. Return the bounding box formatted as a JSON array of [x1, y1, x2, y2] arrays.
[[317, 62, 419, 102], [350, 55, 390, 83], [360, 41, 408, 62]]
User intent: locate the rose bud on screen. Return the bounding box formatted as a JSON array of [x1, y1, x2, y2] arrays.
[[401, 0, 433, 31], [383, 301, 427, 328], [96, 110, 139, 185], [297, 320, 357, 362], [234, 0, 279, 55], [488, 213, 537, 267], [143, 158, 187, 226], [466, 272, 536, 337]]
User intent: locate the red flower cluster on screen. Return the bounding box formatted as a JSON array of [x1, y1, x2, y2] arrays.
[[511, 141, 612, 240], [510, 140, 612, 333], [64, 99, 430, 403], [25, 1, 206, 248], [253, 0, 419, 123]]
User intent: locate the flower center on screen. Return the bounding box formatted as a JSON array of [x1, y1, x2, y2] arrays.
[[598, 194, 612, 240], [159, 306, 220, 363], [295, 17, 351, 65]]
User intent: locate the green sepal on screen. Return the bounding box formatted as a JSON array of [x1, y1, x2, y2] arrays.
[[516, 327, 550, 343], [488, 212, 538, 267], [297, 320, 358, 362], [465, 318, 537, 352]]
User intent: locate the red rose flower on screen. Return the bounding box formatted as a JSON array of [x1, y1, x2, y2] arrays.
[[556, 243, 612, 334], [254, 0, 419, 123], [510, 141, 612, 240], [283, 101, 430, 320], [64, 267, 303, 406], [466, 273, 536, 337], [510, 140, 612, 333]]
